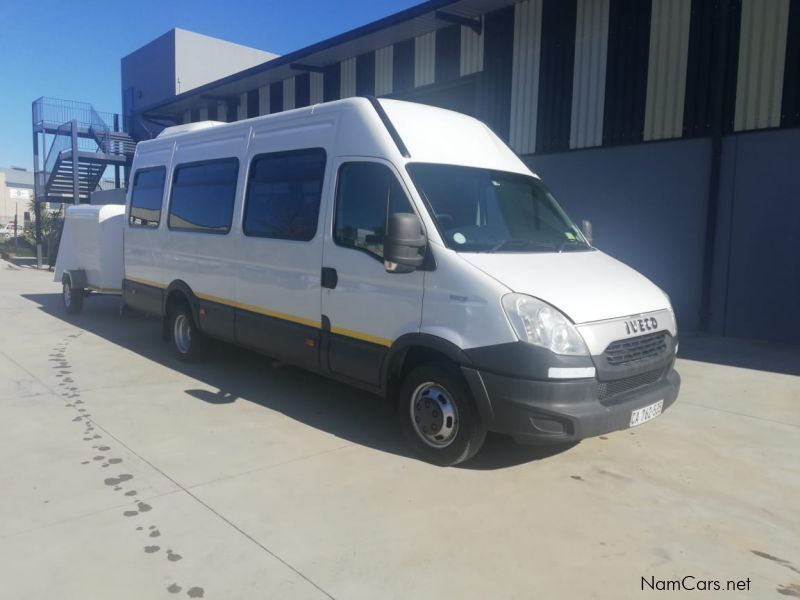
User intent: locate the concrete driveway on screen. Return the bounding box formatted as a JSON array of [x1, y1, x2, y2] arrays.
[[1, 260, 798, 599]]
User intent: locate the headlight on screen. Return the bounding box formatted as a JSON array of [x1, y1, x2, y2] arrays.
[[501, 294, 589, 356]]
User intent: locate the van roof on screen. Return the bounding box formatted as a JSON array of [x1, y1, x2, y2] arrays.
[[137, 98, 531, 176]]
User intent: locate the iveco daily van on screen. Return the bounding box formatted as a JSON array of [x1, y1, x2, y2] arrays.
[[121, 97, 680, 465]]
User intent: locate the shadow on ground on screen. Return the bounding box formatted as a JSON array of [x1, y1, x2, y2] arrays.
[[679, 331, 800, 377], [23, 292, 573, 470]]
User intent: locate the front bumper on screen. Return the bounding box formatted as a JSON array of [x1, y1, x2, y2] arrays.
[[462, 366, 680, 443]]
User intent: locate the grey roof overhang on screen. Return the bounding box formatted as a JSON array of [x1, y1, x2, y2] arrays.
[[139, 0, 513, 118]]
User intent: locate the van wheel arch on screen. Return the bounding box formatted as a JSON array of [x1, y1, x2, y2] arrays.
[[162, 281, 198, 340], [382, 334, 473, 395]]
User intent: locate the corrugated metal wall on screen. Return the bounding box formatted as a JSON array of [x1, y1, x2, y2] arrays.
[[237, 92, 247, 120], [570, 0, 609, 149], [510, 0, 543, 155], [258, 85, 269, 115], [179, 0, 800, 156], [340, 57, 356, 98], [414, 32, 436, 87], [375, 46, 394, 96], [734, 0, 791, 131], [643, 0, 691, 140], [310, 72, 324, 104], [283, 76, 296, 110], [460, 20, 484, 76]]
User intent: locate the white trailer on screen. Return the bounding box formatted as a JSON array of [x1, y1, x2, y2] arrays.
[[54, 204, 125, 313]]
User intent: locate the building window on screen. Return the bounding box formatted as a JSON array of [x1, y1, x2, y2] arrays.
[[243, 149, 326, 241], [334, 162, 414, 260], [129, 167, 166, 228], [168, 159, 239, 234]]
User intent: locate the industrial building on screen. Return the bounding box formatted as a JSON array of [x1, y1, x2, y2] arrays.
[[36, 0, 799, 345], [0, 167, 34, 227]]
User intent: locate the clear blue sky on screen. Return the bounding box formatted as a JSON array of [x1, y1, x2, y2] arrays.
[[0, 0, 421, 170]]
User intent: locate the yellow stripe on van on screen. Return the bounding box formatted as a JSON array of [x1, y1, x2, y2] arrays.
[[125, 275, 166, 289], [194, 291, 321, 329], [124, 276, 388, 347], [330, 326, 392, 348]]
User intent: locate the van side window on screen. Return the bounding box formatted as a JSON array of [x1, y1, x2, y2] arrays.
[[168, 158, 239, 234], [129, 167, 166, 228], [334, 163, 414, 260], [243, 149, 326, 241]]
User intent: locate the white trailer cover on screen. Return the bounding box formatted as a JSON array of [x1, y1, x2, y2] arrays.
[[54, 204, 125, 291]]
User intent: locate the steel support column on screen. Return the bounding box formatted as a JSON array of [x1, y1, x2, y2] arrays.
[[699, 0, 731, 331], [71, 120, 80, 204]]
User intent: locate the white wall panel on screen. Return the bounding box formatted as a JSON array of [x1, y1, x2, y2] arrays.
[[570, 0, 609, 149], [198, 106, 208, 120], [238, 92, 247, 120], [644, 0, 691, 141], [415, 32, 436, 87], [258, 85, 269, 115], [510, 0, 543, 154], [283, 77, 295, 110], [734, 0, 791, 131], [310, 72, 324, 104], [341, 57, 357, 98], [375, 45, 394, 96], [460, 21, 484, 76]]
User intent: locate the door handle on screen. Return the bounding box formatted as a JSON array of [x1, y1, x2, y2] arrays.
[[321, 267, 338, 289]]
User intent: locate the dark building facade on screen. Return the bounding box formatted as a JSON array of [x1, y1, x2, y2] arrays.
[[125, 0, 800, 345]]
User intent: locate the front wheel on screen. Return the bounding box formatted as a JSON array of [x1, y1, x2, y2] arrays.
[[170, 305, 208, 362], [62, 281, 84, 314], [398, 362, 486, 466]]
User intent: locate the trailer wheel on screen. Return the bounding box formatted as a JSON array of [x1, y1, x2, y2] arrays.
[[62, 281, 84, 314], [170, 305, 208, 362], [398, 362, 486, 466]]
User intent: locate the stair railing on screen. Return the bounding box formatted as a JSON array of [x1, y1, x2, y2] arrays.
[[88, 106, 111, 154], [44, 121, 74, 186]]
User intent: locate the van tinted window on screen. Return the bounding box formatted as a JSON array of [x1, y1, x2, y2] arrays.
[[334, 162, 413, 260], [168, 158, 239, 233], [243, 149, 326, 241], [129, 167, 166, 228]]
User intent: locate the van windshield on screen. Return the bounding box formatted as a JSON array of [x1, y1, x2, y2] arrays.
[[406, 163, 592, 253]]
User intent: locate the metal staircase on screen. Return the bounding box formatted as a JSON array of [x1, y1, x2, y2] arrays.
[[32, 97, 136, 205]]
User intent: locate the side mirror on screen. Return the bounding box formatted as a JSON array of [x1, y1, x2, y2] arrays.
[[384, 213, 426, 273], [580, 219, 594, 245]]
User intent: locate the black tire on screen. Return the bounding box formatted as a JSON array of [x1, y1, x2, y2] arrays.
[[169, 304, 208, 362], [398, 362, 486, 466], [62, 281, 84, 314]]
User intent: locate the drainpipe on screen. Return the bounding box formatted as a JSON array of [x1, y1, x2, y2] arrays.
[[699, 0, 731, 331]]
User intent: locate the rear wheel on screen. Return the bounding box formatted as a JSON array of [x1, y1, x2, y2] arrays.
[[398, 362, 486, 466], [169, 305, 208, 362], [62, 281, 83, 314]]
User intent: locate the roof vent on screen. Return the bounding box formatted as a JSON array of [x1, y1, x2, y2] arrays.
[[157, 121, 224, 138]]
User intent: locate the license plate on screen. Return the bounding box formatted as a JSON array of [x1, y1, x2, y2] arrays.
[[629, 400, 664, 427]]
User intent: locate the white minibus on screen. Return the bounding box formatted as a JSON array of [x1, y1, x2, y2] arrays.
[[120, 97, 679, 465]]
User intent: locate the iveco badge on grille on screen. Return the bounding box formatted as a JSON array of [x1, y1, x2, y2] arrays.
[[624, 317, 658, 335]]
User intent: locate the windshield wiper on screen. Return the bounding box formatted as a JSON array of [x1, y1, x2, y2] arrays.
[[488, 239, 557, 253], [557, 239, 593, 253]]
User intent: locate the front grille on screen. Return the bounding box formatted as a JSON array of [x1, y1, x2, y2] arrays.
[[598, 369, 663, 401], [604, 331, 668, 366]]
